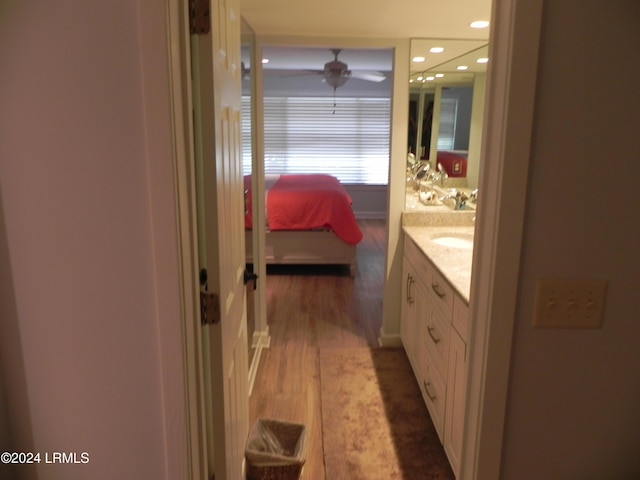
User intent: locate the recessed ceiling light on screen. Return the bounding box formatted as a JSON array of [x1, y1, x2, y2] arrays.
[[435, 73, 444, 78], [412, 56, 426, 63], [476, 57, 489, 64], [457, 65, 469, 71], [470, 20, 490, 29], [261, 58, 269, 64], [430, 47, 444, 53], [426, 76, 435, 81]]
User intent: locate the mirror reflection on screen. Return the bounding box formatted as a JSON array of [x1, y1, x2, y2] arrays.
[[406, 39, 488, 211], [241, 17, 257, 364]]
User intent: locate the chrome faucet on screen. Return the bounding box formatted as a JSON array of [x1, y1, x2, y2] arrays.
[[440, 189, 469, 210], [436, 163, 448, 186]]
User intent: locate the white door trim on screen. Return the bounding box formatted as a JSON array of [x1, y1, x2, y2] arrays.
[[154, 0, 546, 478], [461, 0, 543, 478], [162, 1, 209, 478]]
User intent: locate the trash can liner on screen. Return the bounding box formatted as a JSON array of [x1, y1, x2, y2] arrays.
[[245, 419, 306, 469]]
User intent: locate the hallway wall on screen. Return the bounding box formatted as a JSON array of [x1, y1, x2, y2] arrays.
[[500, 1, 640, 477], [0, 1, 181, 478]]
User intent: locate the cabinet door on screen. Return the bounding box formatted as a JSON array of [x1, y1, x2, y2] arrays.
[[419, 344, 446, 441], [444, 327, 467, 477]]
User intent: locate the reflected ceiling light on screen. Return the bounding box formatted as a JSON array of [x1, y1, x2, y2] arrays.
[[470, 20, 490, 29], [457, 65, 469, 71], [435, 73, 444, 78], [417, 76, 423, 81], [261, 58, 269, 64], [477, 57, 489, 64], [426, 76, 435, 81], [430, 47, 444, 53], [412, 56, 426, 62]]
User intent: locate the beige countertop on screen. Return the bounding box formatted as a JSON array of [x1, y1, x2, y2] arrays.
[[402, 213, 475, 302]]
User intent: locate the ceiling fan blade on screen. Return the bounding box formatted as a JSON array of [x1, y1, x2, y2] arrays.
[[350, 71, 386, 82]]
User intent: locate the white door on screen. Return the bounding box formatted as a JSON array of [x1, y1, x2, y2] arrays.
[[190, 0, 249, 478]]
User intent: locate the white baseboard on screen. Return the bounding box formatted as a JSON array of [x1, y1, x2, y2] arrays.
[[354, 211, 387, 220], [378, 329, 402, 347], [248, 328, 270, 396]]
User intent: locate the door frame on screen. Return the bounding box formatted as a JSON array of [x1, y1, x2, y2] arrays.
[[152, 0, 545, 478], [162, 1, 211, 477], [461, 0, 543, 478]]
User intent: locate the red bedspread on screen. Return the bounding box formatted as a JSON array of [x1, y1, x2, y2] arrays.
[[436, 151, 467, 177], [244, 174, 363, 245]]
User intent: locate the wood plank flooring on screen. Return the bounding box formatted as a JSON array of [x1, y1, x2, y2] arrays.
[[249, 220, 388, 479]]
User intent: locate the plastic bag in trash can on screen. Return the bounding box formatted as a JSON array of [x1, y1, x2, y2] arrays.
[[247, 420, 286, 456], [245, 419, 306, 468]]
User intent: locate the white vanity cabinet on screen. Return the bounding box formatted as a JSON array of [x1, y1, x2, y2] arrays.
[[443, 296, 468, 475], [400, 237, 428, 373], [401, 234, 469, 478]]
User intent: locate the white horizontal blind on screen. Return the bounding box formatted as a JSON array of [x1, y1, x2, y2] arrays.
[[242, 97, 252, 172], [245, 96, 390, 185], [436, 97, 458, 150]]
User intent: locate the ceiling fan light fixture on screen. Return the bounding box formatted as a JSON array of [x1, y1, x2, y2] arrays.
[[324, 74, 349, 89]]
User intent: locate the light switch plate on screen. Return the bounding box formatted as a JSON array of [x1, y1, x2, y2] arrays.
[[533, 279, 607, 329]]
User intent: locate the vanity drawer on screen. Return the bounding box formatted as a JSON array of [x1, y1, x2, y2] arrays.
[[452, 295, 469, 341], [424, 303, 451, 376], [419, 346, 446, 441], [429, 266, 455, 318]]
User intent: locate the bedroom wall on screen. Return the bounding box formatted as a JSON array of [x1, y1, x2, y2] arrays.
[[499, 1, 640, 477], [345, 185, 388, 219], [0, 1, 181, 478]]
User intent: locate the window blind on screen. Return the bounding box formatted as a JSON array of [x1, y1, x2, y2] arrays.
[[242, 96, 391, 185], [436, 98, 458, 151], [242, 97, 252, 172]]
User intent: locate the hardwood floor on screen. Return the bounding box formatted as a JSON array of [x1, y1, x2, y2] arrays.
[[249, 219, 387, 479]]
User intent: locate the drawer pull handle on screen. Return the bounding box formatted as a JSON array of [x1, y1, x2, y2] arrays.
[[431, 282, 446, 299], [427, 325, 441, 344], [406, 273, 415, 305], [423, 380, 437, 401]]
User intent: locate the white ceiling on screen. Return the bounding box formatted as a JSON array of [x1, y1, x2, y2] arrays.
[[240, 0, 492, 85], [240, 0, 492, 40]]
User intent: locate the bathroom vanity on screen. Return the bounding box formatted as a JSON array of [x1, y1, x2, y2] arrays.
[[401, 211, 474, 477]]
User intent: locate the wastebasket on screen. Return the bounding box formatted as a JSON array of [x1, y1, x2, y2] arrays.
[[245, 418, 307, 480]]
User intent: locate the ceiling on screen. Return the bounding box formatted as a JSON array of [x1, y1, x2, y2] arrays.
[[240, 0, 492, 84], [240, 0, 492, 40]]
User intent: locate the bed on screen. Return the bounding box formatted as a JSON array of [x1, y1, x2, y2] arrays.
[[435, 151, 467, 178], [244, 173, 363, 275]]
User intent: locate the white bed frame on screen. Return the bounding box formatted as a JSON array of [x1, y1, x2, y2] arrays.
[[245, 230, 357, 276]]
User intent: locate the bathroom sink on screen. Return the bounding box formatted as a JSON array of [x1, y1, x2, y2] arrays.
[[430, 232, 474, 249]]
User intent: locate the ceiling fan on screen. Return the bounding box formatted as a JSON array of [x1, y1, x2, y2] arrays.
[[290, 49, 386, 90]]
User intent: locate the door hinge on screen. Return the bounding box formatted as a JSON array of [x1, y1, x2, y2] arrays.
[[200, 291, 220, 325], [189, 0, 211, 35]]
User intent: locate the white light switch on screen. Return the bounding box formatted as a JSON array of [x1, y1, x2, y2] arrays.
[[532, 279, 607, 329]]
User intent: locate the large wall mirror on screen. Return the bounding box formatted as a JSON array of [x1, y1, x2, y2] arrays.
[[406, 39, 488, 209], [241, 17, 258, 366]]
